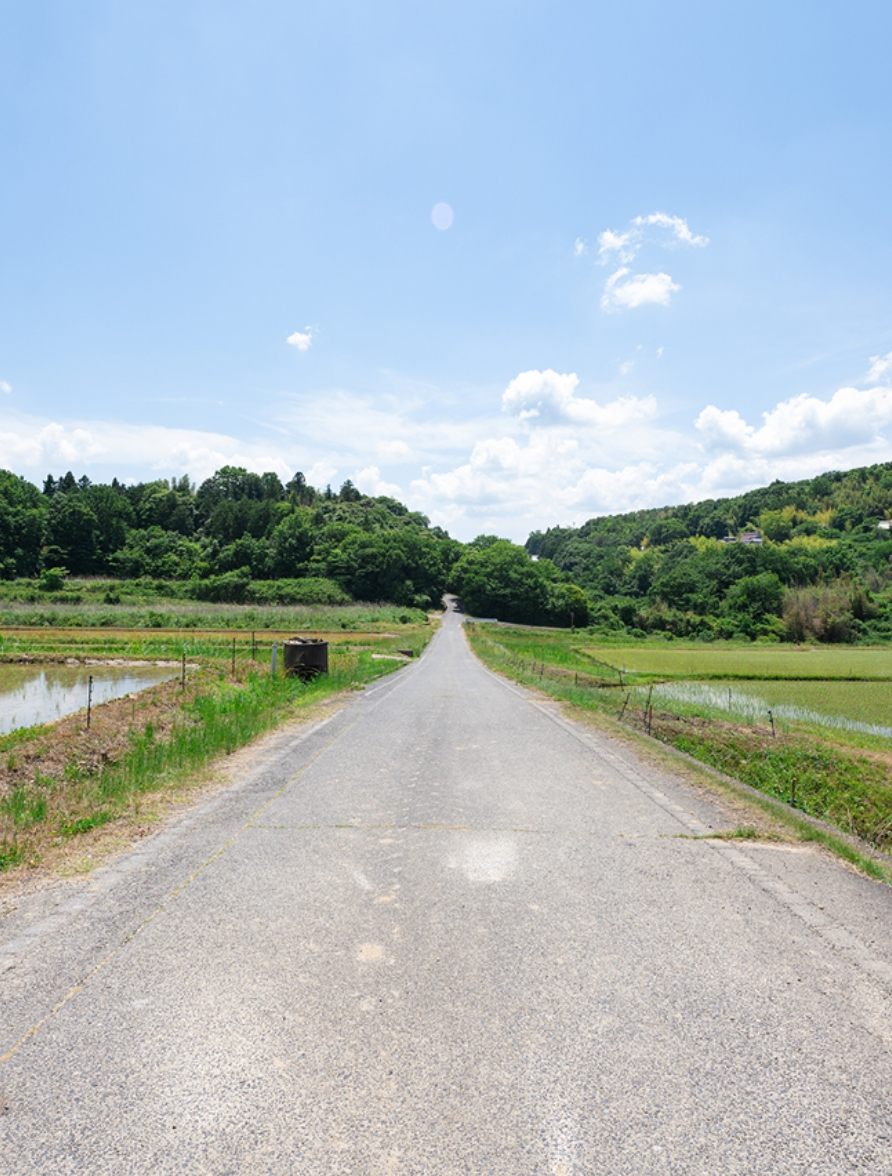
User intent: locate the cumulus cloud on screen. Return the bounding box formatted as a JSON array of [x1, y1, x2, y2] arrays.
[[867, 352, 892, 384], [597, 212, 707, 265], [696, 385, 892, 457], [597, 229, 637, 264], [353, 465, 402, 498], [0, 381, 11, 394], [287, 327, 313, 351], [0, 414, 296, 487], [600, 269, 680, 311], [501, 369, 657, 428], [631, 213, 708, 247], [594, 212, 705, 312], [573, 237, 587, 257]]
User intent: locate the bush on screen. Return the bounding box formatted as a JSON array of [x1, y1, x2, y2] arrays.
[[38, 567, 68, 592], [783, 583, 859, 643]]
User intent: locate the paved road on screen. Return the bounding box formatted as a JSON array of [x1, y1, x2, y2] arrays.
[[3, 602, 892, 1174]]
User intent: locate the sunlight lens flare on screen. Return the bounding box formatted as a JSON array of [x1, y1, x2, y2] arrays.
[[431, 202, 454, 231]]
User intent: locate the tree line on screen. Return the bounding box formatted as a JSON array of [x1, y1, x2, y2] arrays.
[[0, 465, 585, 623], [4, 459, 892, 639]]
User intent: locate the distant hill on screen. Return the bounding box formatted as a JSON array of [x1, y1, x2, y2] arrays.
[[525, 461, 892, 642]]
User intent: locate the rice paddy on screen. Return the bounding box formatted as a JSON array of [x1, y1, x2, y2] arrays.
[[465, 622, 892, 866]]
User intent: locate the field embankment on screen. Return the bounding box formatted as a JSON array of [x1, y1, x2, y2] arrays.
[[466, 623, 892, 878]]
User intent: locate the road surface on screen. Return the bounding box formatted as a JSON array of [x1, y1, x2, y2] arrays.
[[3, 601, 892, 1174]]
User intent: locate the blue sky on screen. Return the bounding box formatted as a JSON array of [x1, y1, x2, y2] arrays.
[[1, 0, 891, 540]]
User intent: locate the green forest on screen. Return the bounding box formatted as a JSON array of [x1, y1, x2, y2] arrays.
[[526, 462, 892, 642], [3, 460, 892, 642]]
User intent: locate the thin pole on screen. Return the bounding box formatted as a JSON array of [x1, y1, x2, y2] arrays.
[[271, 641, 278, 676], [86, 674, 93, 730], [232, 637, 236, 676]]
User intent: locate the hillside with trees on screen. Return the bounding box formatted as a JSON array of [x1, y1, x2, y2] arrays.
[[0, 467, 460, 610], [4, 460, 892, 641], [526, 461, 892, 642], [0, 465, 589, 625]]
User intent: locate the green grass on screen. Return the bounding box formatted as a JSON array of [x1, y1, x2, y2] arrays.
[[0, 599, 428, 633], [664, 722, 892, 849], [0, 575, 351, 607], [585, 643, 892, 680], [465, 621, 892, 876], [710, 679, 892, 728], [0, 623, 435, 872], [465, 624, 892, 683]]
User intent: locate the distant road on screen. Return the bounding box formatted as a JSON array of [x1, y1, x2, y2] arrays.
[[3, 600, 892, 1173]]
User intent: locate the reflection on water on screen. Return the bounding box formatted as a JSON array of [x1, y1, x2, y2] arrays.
[[0, 665, 179, 736]]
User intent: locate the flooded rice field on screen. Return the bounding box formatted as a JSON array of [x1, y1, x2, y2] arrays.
[[0, 663, 180, 736]]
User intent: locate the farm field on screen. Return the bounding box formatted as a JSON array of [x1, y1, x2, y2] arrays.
[[0, 615, 435, 879], [0, 625, 429, 664], [466, 626, 892, 683], [652, 679, 892, 734], [587, 643, 892, 681], [466, 622, 892, 870], [0, 598, 427, 633]]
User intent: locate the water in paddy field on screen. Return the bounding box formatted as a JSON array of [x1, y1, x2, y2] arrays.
[[646, 681, 892, 740], [0, 664, 179, 736]]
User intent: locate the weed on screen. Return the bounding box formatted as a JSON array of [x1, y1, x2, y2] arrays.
[[61, 812, 113, 838], [0, 842, 24, 870], [3, 786, 48, 827]]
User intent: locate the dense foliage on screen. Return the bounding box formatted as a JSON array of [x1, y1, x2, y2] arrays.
[[0, 467, 460, 611], [5, 459, 892, 639], [526, 462, 892, 642], [447, 539, 590, 627]]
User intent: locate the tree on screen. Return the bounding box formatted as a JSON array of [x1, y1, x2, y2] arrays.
[[47, 496, 100, 574], [271, 511, 315, 577], [448, 541, 579, 625], [0, 470, 47, 577]]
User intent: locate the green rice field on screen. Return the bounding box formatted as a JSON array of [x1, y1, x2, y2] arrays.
[[589, 643, 892, 681], [466, 622, 892, 864]]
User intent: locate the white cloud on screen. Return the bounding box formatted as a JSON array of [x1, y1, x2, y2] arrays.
[[306, 460, 338, 488], [573, 237, 587, 257], [501, 369, 657, 428], [0, 414, 296, 486], [9, 349, 892, 545], [601, 269, 680, 311], [619, 361, 635, 376], [594, 212, 705, 312], [0, 381, 11, 394], [286, 327, 313, 351], [696, 385, 892, 457], [353, 465, 402, 498], [597, 228, 637, 264], [867, 352, 892, 384], [632, 213, 708, 247], [377, 437, 413, 462], [596, 211, 707, 265]]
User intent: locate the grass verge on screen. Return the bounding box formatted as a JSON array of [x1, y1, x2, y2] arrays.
[[466, 622, 892, 883], [0, 625, 434, 883]]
